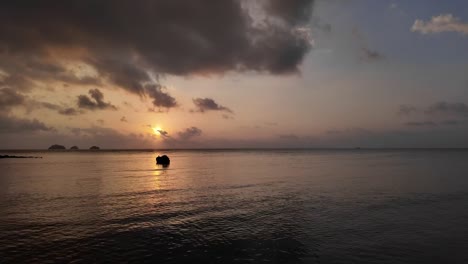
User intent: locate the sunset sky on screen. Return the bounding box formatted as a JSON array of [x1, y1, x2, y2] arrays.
[[1, 0, 468, 149]]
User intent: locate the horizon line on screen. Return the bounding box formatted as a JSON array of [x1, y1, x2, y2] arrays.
[[2, 147, 468, 151]]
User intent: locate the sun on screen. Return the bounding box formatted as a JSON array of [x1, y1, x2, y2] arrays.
[[152, 127, 162, 135]]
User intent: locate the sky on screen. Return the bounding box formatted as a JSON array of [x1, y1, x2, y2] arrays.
[[1, 0, 468, 149]]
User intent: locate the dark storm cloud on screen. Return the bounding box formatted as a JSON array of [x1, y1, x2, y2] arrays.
[[425, 102, 468, 117], [0, 0, 315, 104], [0, 88, 26, 110], [145, 84, 178, 109], [0, 114, 55, 133], [178, 127, 202, 141], [77, 89, 117, 111], [192, 98, 233, 113], [87, 58, 150, 96]]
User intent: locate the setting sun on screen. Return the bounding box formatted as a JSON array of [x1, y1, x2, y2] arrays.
[[152, 127, 162, 135]]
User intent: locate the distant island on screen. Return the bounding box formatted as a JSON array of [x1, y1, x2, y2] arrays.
[[48, 144, 66, 150], [47, 145, 101, 150]]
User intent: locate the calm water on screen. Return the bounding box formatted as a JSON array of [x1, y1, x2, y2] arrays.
[[1, 149, 468, 263]]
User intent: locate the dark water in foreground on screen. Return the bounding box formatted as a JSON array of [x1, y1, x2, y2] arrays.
[[1, 149, 468, 263]]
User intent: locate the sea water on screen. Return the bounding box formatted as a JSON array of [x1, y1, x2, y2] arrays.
[[1, 149, 468, 263]]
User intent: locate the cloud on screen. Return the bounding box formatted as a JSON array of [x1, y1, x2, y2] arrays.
[[0, 88, 82, 115], [0, 114, 55, 133], [412, 14, 468, 35], [120, 116, 128, 122], [325, 127, 373, 136], [0, 0, 315, 104], [440, 120, 463, 126], [0, 88, 26, 111], [157, 130, 169, 138], [360, 47, 384, 62], [145, 84, 177, 109], [405, 121, 437, 127], [0, 1, 316, 115], [406, 120, 467, 127], [222, 114, 234, 120], [425, 102, 468, 117], [397, 102, 468, 118], [397, 104, 418, 116], [57, 107, 81, 116], [352, 28, 384, 62], [398, 102, 468, 129], [192, 98, 233, 113], [65, 126, 158, 149], [178, 127, 202, 141], [38, 102, 83, 116], [77, 89, 117, 111]]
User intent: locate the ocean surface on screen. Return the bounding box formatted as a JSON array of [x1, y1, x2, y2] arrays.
[[1, 149, 468, 263]]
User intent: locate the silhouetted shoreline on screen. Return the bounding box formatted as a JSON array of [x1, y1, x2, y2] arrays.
[[0, 155, 42, 159]]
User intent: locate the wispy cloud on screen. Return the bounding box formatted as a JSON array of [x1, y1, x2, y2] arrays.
[[425, 102, 468, 117], [0, 88, 83, 115], [0, 114, 55, 133], [0, 88, 26, 111], [352, 28, 385, 62], [178, 127, 202, 141], [397, 102, 468, 118], [405, 121, 437, 127], [397, 104, 418, 116], [192, 98, 233, 114]]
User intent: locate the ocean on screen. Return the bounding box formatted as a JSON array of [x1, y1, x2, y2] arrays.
[[1, 149, 468, 263]]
